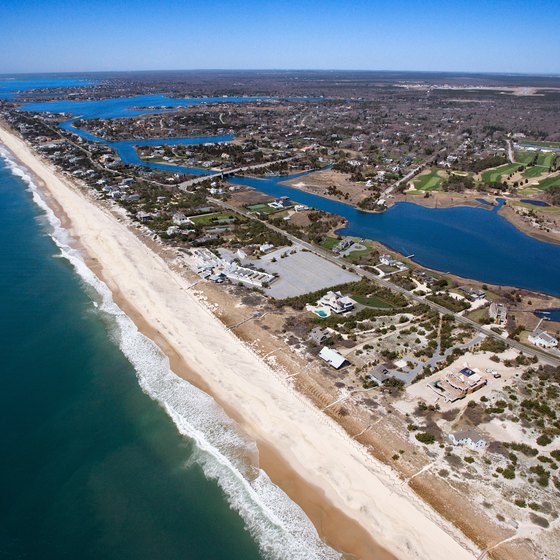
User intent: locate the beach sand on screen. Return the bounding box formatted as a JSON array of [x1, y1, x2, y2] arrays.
[[0, 124, 479, 560]]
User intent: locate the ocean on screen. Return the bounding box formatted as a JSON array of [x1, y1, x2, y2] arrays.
[[0, 151, 340, 560]]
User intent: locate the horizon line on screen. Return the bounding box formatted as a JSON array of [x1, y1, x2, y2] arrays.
[[1, 68, 560, 79]]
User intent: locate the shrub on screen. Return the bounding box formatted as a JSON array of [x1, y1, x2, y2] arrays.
[[415, 432, 436, 445]]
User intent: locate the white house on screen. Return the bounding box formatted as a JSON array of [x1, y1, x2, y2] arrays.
[[529, 329, 558, 349], [448, 428, 487, 450], [318, 291, 355, 314], [319, 347, 347, 369]]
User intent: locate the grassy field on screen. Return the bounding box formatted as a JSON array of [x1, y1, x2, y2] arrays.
[[352, 294, 392, 308], [515, 151, 536, 165], [344, 246, 373, 262], [320, 236, 340, 250], [481, 163, 522, 183], [522, 166, 547, 178], [537, 152, 557, 168], [413, 169, 445, 191], [534, 174, 560, 190]]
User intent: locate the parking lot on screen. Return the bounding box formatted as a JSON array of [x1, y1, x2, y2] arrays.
[[257, 246, 359, 299]]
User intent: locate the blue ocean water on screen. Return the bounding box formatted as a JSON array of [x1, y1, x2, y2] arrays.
[[0, 75, 91, 99], [0, 152, 340, 560]]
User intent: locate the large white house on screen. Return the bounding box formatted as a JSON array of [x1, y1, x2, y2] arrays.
[[529, 329, 558, 349], [318, 291, 355, 314]]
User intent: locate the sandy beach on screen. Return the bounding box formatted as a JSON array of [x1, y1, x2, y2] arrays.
[[0, 124, 479, 560]]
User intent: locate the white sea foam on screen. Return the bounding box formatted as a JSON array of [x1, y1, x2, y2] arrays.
[[0, 147, 342, 560]]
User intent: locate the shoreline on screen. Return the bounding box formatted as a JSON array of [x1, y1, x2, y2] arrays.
[[281, 171, 560, 246], [0, 124, 479, 560]]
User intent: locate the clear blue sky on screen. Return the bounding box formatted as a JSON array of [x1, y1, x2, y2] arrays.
[[1, 0, 559, 74]]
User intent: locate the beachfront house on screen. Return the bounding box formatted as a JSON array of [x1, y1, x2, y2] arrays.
[[528, 329, 558, 349], [459, 286, 487, 301], [318, 291, 355, 314], [431, 367, 487, 402], [449, 428, 487, 450], [319, 347, 347, 369]]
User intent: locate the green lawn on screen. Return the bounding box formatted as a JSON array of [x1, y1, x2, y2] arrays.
[[320, 236, 340, 250], [344, 247, 372, 262], [518, 187, 542, 195], [481, 163, 522, 184], [515, 151, 536, 165], [246, 203, 285, 215], [522, 166, 547, 178], [537, 152, 557, 168], [352, 294, 392, 308], [413, 169, 444, 191], [534, 175, 560, 190]]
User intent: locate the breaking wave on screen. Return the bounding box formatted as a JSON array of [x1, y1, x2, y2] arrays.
[[0, 147, 342, 560]]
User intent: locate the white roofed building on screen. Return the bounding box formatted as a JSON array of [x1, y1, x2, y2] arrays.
[[319, 347, 347, 369]]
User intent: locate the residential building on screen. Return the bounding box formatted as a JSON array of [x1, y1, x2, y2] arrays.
[[489, 302, 508, 325], [449, 428, 487, 450], [529, 329, 558, 349], [318, 291, 355, 314], [368, 363, 393, 384], [459, 286, 487, 301], [319, 347, 347, 369]]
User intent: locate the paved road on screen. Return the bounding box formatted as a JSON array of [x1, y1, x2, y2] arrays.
[[211, 197, 560, 367], [178, 154, 302, 191], [507, 139, 515, 163]]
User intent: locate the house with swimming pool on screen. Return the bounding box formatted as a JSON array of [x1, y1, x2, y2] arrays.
[[318, 291, 355, 314]]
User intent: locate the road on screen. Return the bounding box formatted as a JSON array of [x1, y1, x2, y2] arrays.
[[507, 139, 515, 163], [211, 197, 560, 367], [178, 154, 302, 191]]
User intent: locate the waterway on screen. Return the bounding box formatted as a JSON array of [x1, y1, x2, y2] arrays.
[[14, 82, 560, 296], [535, 309, 560, 322], [229, 176, 560, 297]]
